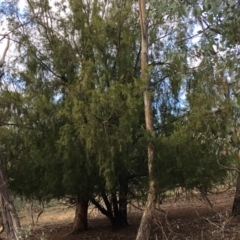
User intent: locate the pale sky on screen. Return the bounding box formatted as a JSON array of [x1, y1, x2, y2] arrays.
[[0, 0, 204, 72], [0, 0, 26, 59]]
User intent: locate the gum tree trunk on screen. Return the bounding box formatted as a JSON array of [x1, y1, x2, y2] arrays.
[[136, 1, 157, 239], [0, 159, 21, 240]]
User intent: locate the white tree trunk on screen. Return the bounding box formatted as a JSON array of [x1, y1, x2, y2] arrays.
[[136, 1, 157, 239]]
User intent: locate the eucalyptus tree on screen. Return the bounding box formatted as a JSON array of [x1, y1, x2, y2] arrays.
[[135, 0, 202, 238], [0, 34, 21, 240], [184, 0, 240, 216], [136, 1, 157, 239], [135, 0, 240, 237], [205, 0, 240, 217]]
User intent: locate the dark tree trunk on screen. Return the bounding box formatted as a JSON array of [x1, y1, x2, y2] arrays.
[[111, 191, 128, 228], [118, 175, 129, 226], [232, 150, 240, 215], [72, 195, 88, 233], [90, 197, 115, 223], [0, 159, 21, 240], [232, 173, 240, 215], [91, 186, 129, 229]]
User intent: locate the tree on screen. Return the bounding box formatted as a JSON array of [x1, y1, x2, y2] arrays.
[[2, 0, 145, 232], [0, 34, 21, 240], [150, 0, 240, 217], [190, 0, 240, 216], [136, 1, 157, 239]]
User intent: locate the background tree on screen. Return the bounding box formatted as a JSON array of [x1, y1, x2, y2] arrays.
[[0, 34, 21, 240], [1, 0, 145, 233]]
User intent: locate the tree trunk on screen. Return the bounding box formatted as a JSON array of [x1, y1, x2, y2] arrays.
[[118, 174, 129, 226], [0, 34, 10, 67], [136, 1, 157, 239], [90, 196, 115, 225], [0, 159, 21, 240], [91, 188, 129, 228], [111, 191, 129, 228], [72, 195, 88, 233], [0, 35, 21, 240], [232, 150, 240, 215]]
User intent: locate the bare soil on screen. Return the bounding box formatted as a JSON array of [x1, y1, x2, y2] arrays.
[[3, 189, 240, 240]]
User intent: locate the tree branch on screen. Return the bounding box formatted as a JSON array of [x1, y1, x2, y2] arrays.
[[0, 35, 10, 67]]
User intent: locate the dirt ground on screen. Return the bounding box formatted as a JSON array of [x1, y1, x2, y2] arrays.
[[3, 189, 240, 240]]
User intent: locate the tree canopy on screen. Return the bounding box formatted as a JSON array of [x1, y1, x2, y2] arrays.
[[0, 0, 240, 239]]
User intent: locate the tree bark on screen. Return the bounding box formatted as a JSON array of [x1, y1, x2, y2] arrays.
[[232, 150, 240, 215], [0, 34, 10, 67], [72, 195, 88, 233], [111, 191, 129, 228], [136, 1, 157, 239], [0, 159, 21, 240], [91, 198, 127, 228], [91, 186, 129, 228], [118, 176, 129, 226], [90, 197, 115, 225]]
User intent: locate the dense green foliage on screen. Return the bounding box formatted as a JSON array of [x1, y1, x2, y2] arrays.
[[0, 0, 240, 228]]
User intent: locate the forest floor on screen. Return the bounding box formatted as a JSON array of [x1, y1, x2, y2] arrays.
[[1, 189, 240, 240]]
